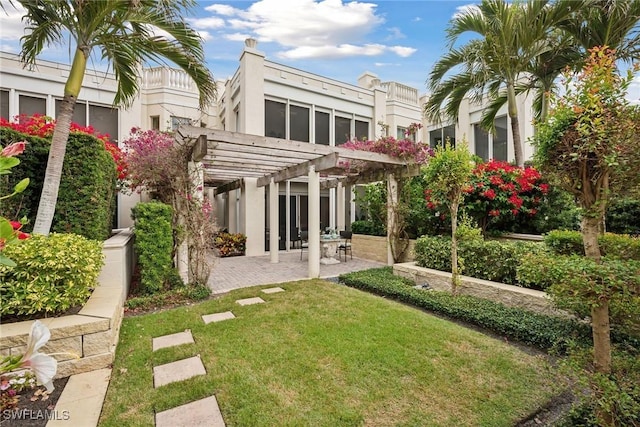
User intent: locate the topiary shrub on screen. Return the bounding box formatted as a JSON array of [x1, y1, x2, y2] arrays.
[[0, 233, 103, 316], [0, 127, 117, 241], [131, 202, 175, 294], [544, 229, 640, 260], [350, 220, 386, 236]]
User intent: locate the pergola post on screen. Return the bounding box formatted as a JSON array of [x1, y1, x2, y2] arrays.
[[387, 172, 398, 266], [285, 181, 291, 251], [241, 178, 265, 256], [228, 190, 237, 233], [269, 178, 279, 263], [308, 165, 320, 278], [336, 182, 346, 232]]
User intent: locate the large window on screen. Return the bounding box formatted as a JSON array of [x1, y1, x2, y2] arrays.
[[474, 124, 490, 160], [315, 111, 330, 145], [493, 116, 508, 161], [355, 120, 369, 141], [289, 105, 309, 142], [19, 95, 46, 118], [265, 100, 285, 138], [56, 100, 87, 126], [473, 116, 508, 161], [334, 116, 351, 145], [429, 125, 455, 148], [0, 90, 9, 120], [170, 116, 191, 132]]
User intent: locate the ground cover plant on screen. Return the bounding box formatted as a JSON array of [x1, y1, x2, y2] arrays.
[[100, 280, 557, 427]]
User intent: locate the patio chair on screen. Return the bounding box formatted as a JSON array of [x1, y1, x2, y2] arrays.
[[337, 230, 352, 261], [300, 230, 309, 260]]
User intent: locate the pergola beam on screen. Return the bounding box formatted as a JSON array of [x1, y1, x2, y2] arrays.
[[213, 179, 242, 196], [257, 153, 340, 187], [320, 164, 421, 189]]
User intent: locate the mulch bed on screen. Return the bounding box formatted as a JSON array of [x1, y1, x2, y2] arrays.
[[1, 377, 69, 427]]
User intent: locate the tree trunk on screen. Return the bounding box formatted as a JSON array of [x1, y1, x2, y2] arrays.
[[32, 48, 87, 235], [507, 83, 524, 167], [450, 200, 460, 296], [582, 215, 612, 375]]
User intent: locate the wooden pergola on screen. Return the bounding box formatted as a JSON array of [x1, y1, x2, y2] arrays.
[[177, 126, 420, 277]]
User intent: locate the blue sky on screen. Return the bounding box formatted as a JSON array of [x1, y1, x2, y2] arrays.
[[1, 0, 638, 101]]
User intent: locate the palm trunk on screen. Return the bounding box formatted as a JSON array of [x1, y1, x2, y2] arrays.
[[507, 83, 524, 167], [32, 48, 87, 235]]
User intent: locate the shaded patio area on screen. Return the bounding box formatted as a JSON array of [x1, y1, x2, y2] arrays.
[[207, 252, 385, 294]]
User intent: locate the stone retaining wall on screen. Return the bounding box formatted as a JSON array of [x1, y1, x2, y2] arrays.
[[0, 228, 135, 378], [352, 234, 416, 264], [393, 262, 564, 317]]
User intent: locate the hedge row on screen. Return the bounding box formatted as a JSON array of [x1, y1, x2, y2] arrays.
[[0, 127, 117, 241], [414, 236, 547, 288], [338, 267, 591, 351], [544, 230, 640, 260]]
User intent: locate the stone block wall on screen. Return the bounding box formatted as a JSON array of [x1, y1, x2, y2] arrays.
[[0, 228, 135, 378], [351, 234, 416, 264], [393, 262, 565, 317]]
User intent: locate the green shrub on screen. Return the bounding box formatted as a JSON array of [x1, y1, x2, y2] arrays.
[[350, 220, 385, 236], [0, 233, 103, 316], [0, 128, 117, 240], [214, 232, 247, 257], [338, 267, 591, 351], [606, 198, 640, 236], [414, 235, 547, 288], [131, 202, 174, 294], [544, 229, 640, 260]]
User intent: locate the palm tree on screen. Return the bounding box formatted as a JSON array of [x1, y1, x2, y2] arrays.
[[424, 0, 578, 166], [12, 0, 216, 235]]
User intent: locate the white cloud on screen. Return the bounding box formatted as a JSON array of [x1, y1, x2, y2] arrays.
[[224, 33, 253, 42], [386, 27, 405, 41], [627, 76, 640, 104], [198, 31, 213, 41], [388, 46, 417, 57], [453, 4, 480, 19], [413, 16, 422, 22], [187, 17, 225, 29], [375, 62, 400, 67], [0, 43, 17, 52], [0, 0, 27, 40], [200, 0, 415, 60]]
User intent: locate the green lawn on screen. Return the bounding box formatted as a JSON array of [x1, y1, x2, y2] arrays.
[[99, 280, 556, 427]]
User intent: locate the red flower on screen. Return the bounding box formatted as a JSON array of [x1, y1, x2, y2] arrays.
[[17, 231, 30, 240], [489, 175, 504, 185], [1, 141, 27, 157], [481, 189, 496, 200], [9, 221, 21, 230], [511, 209, 519, 215], [539, 183, 549, 194], [489, 209, 500, 217]]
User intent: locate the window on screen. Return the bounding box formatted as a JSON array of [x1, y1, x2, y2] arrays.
[[493, 116, 508, 161], [474, 124, 490, 161], [397, 126, 407, 140], [289, 105, 309, 142], [334, 116, 351, 145], [90, 105, 119, 141], [429, 125, 455, 148], [0, 90, 9, 120], [151, 116, 160, 130], [315, 111, 330, 145], [265, 100, 285, 138], [19, 95, 46, 118], [170, 116, 191, 132], [55, 100, 86, 126], [355, 120, 369, 141]]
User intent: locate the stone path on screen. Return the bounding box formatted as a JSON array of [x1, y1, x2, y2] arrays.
[[151, 287, 286, 426]]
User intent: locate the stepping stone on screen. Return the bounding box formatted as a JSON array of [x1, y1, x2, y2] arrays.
[[152, 330, 194, 351], [261, 287, 285, 294], [156, 395, 226, 427], [153, 356, 206, 388], [236, 297, 265, 306], [202, 311, 235, 324]]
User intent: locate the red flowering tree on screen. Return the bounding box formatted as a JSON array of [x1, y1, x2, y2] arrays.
[[426, 159, 548, 232]]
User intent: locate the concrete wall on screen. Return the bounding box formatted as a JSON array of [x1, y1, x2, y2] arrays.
[[393, 262, 565, 317], [0, 229, 135, 378]]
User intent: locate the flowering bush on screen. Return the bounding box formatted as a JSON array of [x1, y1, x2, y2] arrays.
[[0, 141, 30, 266], [0, 115, 128, 186], [426, 160, 548, 231]]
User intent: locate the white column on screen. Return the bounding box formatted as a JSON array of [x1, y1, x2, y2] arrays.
[[329, 188, 336, 230], [285, 181, 291, 251], [227, 191, 237, 233], [269, 178, 279, 263], [308, 166, 320, 278], [241, 178, 265, 256], [349, 185, 356, 225], [386, 173, 398, 266], [215, 192, 225, 229], [336, 182, 346, 232]]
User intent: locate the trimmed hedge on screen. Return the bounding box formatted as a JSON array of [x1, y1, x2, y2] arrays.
[[606, 198, 640, 236], [0, 127, 117, 241], [414, 235, 547, 288], [338, 267, 591, 351], [544, 229, 640, 260], [0, 233, 103, 316], [131, 202, 176, 294], [351, 220, 385, 236]]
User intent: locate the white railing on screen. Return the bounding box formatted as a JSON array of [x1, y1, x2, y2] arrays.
[[381, 81, 419, 105], [142, 67, 197, 92]]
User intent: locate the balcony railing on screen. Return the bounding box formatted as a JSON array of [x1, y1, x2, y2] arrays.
[[142, 67, 197, 92], [380, 81, 419, 105]]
